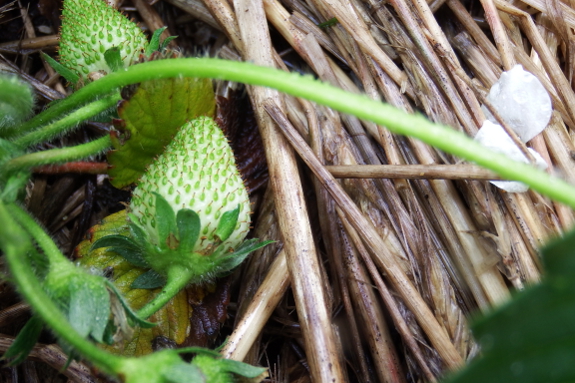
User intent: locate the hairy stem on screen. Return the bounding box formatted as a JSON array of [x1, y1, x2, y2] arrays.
[[7, 203, 68, 267], [15, 92, 120, 148], [5, 135, 111, 173], [0, 200, 124, 375], [137, 267, 194, 319], [23, 58, 575, 208]]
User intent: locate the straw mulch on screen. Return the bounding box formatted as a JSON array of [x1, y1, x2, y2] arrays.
[[1, 0, 574, 381]]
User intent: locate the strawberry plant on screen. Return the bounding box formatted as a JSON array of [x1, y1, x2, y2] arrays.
[[3, 0, 575, 382]]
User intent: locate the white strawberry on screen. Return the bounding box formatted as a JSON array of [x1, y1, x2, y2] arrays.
[[130, 116, 251, 255], [92, 116, 269, 319], [59, 0, 148, 79]]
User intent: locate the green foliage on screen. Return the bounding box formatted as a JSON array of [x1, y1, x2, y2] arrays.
[[3, 316, 43, 365], [318, 17, 339, 29], [145, 27, 178, 56], [107, 77, 215, 187], [0, 74, 34, 130], [42, 52, 79, 85], [76, 210, 190, 356], [92, 192, 268, 287], [118, 348, 267, 383], [443, 230, 575, 383]]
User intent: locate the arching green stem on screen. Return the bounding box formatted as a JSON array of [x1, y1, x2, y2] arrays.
[[137, 267, 195, 319], [0, 200, 125, 376], [15, 92, 120, 148], [20, 58, 575, 208], [7, 203, 69, 267], [5, 135, 111, 173]]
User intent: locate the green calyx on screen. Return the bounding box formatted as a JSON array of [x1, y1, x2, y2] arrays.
[[91, 192, 271, 287], [5, 256, 156, 364], [59, 0, 148, 79], [41, 260, 155, 342]]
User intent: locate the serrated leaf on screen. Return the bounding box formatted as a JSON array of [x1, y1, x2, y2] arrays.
[[104, 47, 123, 72], [41, 53, 79, 85], [154, 192, 177, 247], [443, 229, 575, 383], [215, 206, 239, 243], [76, 211, 191, 356], [131, 269, 166, 289], [3, 315, 43, 365], [107, 77, 215, 188], [176, 209, 200, 253]]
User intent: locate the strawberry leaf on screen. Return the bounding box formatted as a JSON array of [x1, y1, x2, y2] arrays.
[[91, 234, 148, 268], [105, 281, 156, 329], [107, 77, 215, 188], [76, 210, 192, 356], [443, 229, 575, 383]]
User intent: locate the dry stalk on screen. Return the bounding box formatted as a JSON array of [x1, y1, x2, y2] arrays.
[[221, 250, 290, 360], [164, 0, 221, 30], [264, 101, 464, 369], [133, 0, 176, 46], [446, 0, 501, 64], [338, 216, 407, 383], [0, 336, 95, 383], [478, 0, 515, 69], [339, 211, 439, 381], [0, 35, 59, 54], [232, 0, 346, 380]]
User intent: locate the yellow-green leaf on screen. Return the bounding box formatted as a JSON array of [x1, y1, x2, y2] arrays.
[[75, 210, 191, 356]]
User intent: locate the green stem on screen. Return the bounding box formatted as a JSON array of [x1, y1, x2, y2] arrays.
[[24, 58, 575, 208], [15, 92, 120, 148], [7, 203, 68, 266], [137, 267, 195, 319], [5, 135, 111, 173], [0, 200, 124, 375]]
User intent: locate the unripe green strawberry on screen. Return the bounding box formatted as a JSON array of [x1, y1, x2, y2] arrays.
[[59, 0, 148, 78], [92, 116, 270, 319], [130, 116, 251, 255]]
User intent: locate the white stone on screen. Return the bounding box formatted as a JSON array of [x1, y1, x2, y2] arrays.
[[475, 121, 548, 193], [481, 65, 552, 142]]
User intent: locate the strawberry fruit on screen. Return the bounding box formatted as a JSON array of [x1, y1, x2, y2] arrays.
[[58, 0, 148, 79], [92, 117, 270, 319]]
